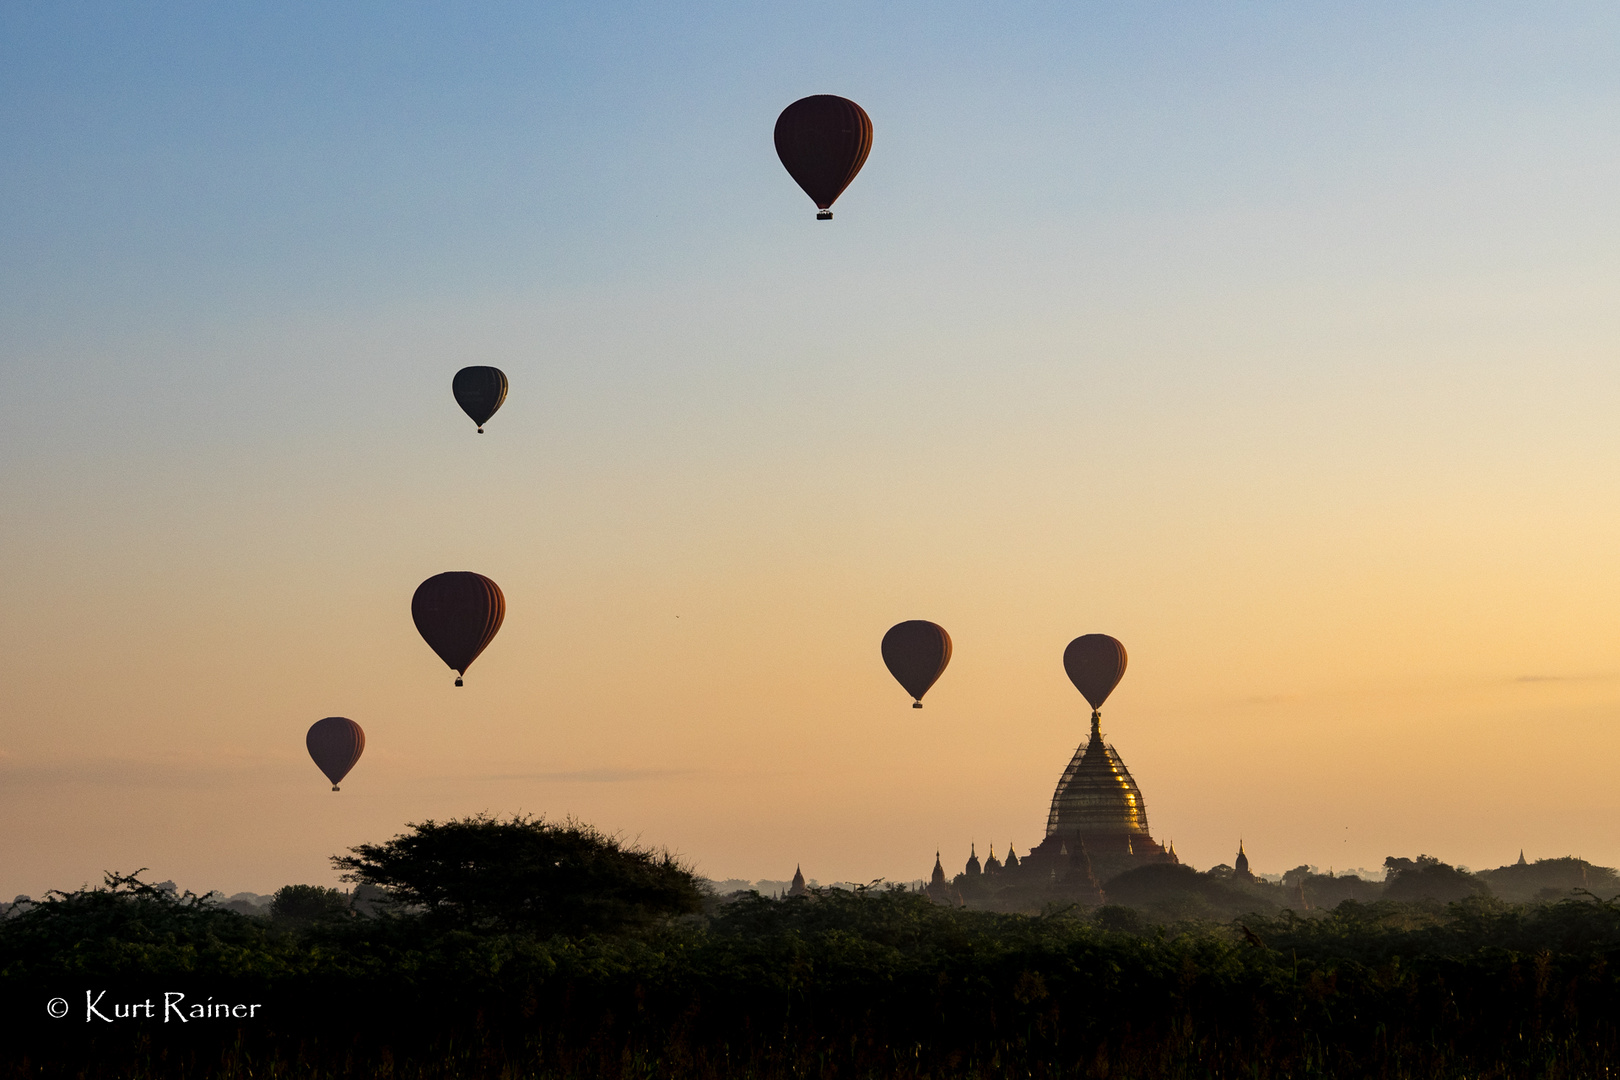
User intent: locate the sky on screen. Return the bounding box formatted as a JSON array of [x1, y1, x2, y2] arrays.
[[3, 2, 1620, 899]]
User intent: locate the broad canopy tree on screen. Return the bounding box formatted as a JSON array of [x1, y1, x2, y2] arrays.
[[332, 813, 705, 936], [1383, 855, 1490, 904]]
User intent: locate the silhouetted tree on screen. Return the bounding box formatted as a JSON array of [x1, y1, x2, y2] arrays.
[[332, 813, 705, 935], [269, 884, 353, 929], [1103, 862, 1278, 920], [1477, 857, 1620, 903], [0, 870, 263, 973], [1384, 855, 1489, 903], [1301, 871, 1383, 908]]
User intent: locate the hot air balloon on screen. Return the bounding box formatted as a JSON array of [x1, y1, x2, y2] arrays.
[[307, 716, 365, 792], [881, 620, 952, 708], [412, 571, 505, 686], [1063, 634, 1128, 714], [452, 366, 508, 433], [774, 95, 873, 220]]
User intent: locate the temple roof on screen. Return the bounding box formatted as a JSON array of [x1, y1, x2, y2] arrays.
[[1046, 711, 1151, 841]]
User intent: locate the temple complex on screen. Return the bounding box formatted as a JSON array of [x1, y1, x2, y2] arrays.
[[929, 708, 1174, 906]]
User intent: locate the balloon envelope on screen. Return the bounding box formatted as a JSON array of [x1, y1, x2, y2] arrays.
[[1063, 634, 1128, 711], [774, 95, 873, 216], [452, 366, 508, 432], [412, 572, 505, 684], [881, 620, 952, 707], [307, 716, 365, 791]]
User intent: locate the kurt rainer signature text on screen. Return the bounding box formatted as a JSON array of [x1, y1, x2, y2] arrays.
[[62, 991, 263, 1022]]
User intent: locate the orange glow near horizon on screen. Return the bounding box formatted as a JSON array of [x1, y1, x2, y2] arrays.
[[3, 279, 1618, 898], [3, 6, 1620, 900]]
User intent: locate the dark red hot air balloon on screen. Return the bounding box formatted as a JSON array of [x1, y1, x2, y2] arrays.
[[307, 716, 365, 792], [1063, 634, 1128, 712], [452, 366, 508, 433], [774, 95, 873, 220], [882, 620, 952, 708], [412, 572, 505, 686]]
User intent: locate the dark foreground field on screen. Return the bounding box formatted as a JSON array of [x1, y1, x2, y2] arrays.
[[6, 878, 1620, 1079]]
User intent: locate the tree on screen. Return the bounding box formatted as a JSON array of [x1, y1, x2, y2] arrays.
[[1383, 855, 1490, 904], [0, 870, 264, 972], [269, 885, 353, 928], [1476, 856, 1620, 904], [332, 814, 706, 935], [1101, 862, 1280, 922], [1282, 865, 1313, 889]]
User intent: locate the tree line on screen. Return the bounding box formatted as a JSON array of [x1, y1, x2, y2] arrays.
[[5, 814, 1620, 1079]]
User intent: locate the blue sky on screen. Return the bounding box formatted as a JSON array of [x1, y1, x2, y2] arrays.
[[8, 2, 1617, 315]]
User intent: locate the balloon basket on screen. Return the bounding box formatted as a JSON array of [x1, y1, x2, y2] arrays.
[[476, 427, 484, 434], [455, 677, 464, 687], [816, 210, 833, 220], [331, 785, 340, 792], [912, 702, 923, 709]]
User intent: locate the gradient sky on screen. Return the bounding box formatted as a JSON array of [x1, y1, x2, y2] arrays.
[[4, 2, 1620, 900]]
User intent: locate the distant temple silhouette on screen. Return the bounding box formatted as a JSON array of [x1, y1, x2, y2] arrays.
[[1234, 841, 1254, 882], [928, 708, 1174, 905]]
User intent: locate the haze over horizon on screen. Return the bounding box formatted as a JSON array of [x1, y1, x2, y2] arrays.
[[3, 2, 1619, 900]]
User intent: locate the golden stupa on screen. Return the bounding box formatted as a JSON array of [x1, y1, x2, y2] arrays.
[[1020, 710, 1171, 883], [1045, 711, 1160, 854]]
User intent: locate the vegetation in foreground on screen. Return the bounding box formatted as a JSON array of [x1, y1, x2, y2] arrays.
[[5, 816, 1620, 1080]]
